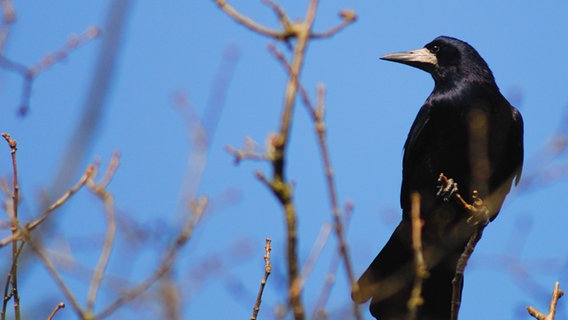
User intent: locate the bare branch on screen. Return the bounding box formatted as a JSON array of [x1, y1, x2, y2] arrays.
[[86, 153, 120, 312], [0, 0, 16, 53], [309, 85, 361, 318], [1, 132, 22, 319], [0, 26, 101, 115], [250, 238, 272, 320], [312, 201, 354, 318], [0, 165, 94, 247], [23, 231, 85, 318], [226, 137, 269, 164], [96, 197, 208, 319], [527, 282, 564, 320], [214, 0, 287, 40], [311, 10, 357, 39], [47, 302, 65, 320]]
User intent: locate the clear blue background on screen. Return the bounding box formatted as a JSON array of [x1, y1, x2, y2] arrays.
[[1, 1, 567, 319]]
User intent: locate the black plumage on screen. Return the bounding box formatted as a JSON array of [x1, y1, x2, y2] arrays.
[[352, 36, 524, 319]]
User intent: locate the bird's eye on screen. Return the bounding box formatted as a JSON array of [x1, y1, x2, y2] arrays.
[[430, 45, 440, 54]]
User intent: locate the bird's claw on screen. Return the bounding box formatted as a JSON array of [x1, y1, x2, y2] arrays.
[[436, 173, 458, 202], [465, 190, 490, 226]]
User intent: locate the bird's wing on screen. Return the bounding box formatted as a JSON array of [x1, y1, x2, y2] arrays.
[[400, 103, 431, 204], [510, 106, 524, 184]]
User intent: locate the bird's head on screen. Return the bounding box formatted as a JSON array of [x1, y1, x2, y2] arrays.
[[381, 36, 496, 86]]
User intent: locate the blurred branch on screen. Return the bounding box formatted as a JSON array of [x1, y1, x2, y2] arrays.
[[0, 26, 101, 116], [23, 223, 84, 318], [312, 202, 353, 319], [50, 0, 130, 203], [527, 282, 564, 320], [173, 44, 240, 204], [96, 197, 208, 319], [250, 238, 272, 320], [0, 0, 15, 53], [226, 137, 269, 164], [86, 153, 120, 313], [408, 193, 427, 320], [514, 103, 568, 194]]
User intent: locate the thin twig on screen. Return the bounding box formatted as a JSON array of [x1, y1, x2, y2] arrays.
[[408, 193, 427, 319], [527, 282, 564, 320], [28, 27, 101, 77], [214, 0, 287, 40], [0, 165, 94, 247], [47, 302, 65, 320], [311, 10, 357, 39], [250, 238, 272, 320], [267, 44, 315, 114], [225, 137, 269, 164], [298, 222, 332, 292], [1, 133, 21, 320]]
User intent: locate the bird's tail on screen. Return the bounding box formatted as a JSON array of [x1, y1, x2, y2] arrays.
[[352, 221, 415, 316], [352, 217, 471, 320]]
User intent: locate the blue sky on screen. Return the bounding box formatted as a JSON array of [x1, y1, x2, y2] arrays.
[[1, 1, 568, 319]]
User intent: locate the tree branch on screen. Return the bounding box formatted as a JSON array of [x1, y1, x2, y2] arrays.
[[527, 282, 564, 320]]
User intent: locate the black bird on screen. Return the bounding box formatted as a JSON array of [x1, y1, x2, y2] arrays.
[[352, 36, 524, 320]]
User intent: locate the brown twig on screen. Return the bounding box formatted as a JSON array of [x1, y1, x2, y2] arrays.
[[215, 0, 288, 40], [311, 10, 357, 39], [527, 282, 564, 320], [408, 193, 427, 319], [1, 133, 21, 320], [226, 137, 269, 164], [96, 196, 208, 319], [47, 302, 65, 320], [0, 165, 94, 247], [251, 238, 272, 320]]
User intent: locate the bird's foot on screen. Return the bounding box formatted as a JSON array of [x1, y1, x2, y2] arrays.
[[465, 190, 490, 226], [436, 173, 458, 202], [436, 174, 490, 226]]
